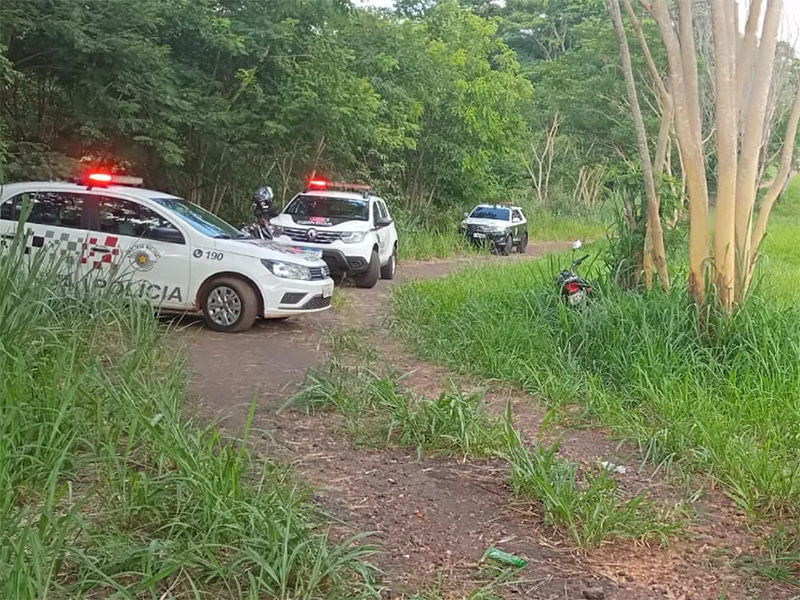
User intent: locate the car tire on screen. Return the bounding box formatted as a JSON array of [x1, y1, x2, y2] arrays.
[[380, 246, 397, 280], [500, 233, 513, 256], [354, 250, 380, 288], [518, 232, 528, 254], [202, 276, 258, 333]]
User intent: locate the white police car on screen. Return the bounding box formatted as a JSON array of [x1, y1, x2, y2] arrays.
[[0, 173, 335, 333], [269, 179, 398, 288]]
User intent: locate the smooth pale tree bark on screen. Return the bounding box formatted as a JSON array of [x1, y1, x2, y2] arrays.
[[734, 0, 784, 301], [737, 0, 764, 112], [711, 0, 738, 309], [649, 0, 710, 302], [606, 0, 670, 291]]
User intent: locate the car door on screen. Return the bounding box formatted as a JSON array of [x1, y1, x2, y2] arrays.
[[511, 209, 524, 242], [87, 194, 192, 309], [373, 199, 392, 263], [0, 190, 90, 279]]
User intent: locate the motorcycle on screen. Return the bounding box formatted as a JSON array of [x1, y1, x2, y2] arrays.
[[556, 240, 593, 306], [239, 218, 273, 240]]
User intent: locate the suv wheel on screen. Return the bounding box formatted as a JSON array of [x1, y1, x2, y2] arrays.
[[518, 232, 528, 254], [202, 277, 258, 333], [500, 233, 514, 256], [380, 246, 397, 280], [354, 250, 380, 289]]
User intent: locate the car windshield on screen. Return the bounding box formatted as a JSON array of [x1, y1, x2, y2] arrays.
[[469, 206, 510, 221], [150, 196, 243, 239], [285, 194, 369, 222]]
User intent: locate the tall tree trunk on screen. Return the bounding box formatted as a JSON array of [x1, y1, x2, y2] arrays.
[[711, 0, 738, 310], [651, 0, 710, 302], [734, 0, 783, 302], [607, 0, 669, 291]]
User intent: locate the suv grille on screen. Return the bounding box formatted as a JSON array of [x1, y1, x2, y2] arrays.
[[283, 227, 341, 244], [466, 224, 503, 234], [309, 265, 330, 281], [301, 295, 332, 310]]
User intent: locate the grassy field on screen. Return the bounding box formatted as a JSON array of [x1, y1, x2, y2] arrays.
[[0, 230, 378, 599], [393, 180, 800, 533], [755, 176, 800, 304]]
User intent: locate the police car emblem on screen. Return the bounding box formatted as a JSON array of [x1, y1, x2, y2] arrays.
[[128, 244, 161, 272]]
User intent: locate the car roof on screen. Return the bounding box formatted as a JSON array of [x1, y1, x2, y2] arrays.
[[0, 180, 181, 201], [473, 203, 513, 210]]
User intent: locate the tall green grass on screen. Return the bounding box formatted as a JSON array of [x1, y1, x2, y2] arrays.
[[0, 224, 378, 598], [393, 242, 800, 520]]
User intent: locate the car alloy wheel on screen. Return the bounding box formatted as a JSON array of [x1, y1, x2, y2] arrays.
[[207, 285, 242, 327]]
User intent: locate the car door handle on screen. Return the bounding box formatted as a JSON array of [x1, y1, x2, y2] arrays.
[[91, 246, 110, 253]]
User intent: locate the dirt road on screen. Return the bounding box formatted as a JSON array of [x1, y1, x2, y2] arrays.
[[182, 242, 790, 600]]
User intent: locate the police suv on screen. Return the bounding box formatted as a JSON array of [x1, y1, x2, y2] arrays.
[[269, 180, 398, 288], [0, 173, 334, 333]]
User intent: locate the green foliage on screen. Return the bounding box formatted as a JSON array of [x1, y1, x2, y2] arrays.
[[0, 228, 378, 598], [0, 0, 532, 220], [392, 244, 800, 520]]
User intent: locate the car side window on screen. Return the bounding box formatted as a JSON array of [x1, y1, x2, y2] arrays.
[[512, 209, 523, 222], [0, 192, 85, 228], [95, 196, 185, 244], [378, 200, 391, 220]]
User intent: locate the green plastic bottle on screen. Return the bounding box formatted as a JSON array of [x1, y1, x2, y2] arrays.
[[484, 547, 526, 568]]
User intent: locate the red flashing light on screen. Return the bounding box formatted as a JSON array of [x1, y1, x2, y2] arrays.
[[305, 179, 372, 193], [82, 172, 144, 188], [88, 172, 113, 183]]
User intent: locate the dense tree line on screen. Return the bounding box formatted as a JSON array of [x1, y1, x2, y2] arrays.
[[1, 0, 797, 220]]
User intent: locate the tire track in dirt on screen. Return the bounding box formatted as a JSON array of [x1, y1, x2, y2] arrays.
[[182, 243, 792, 600]]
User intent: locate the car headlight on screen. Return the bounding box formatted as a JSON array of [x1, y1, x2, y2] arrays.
[[340, 231, 366, 244], [269, 224, 283, 237], [261, 259, 311, 280], [488, 226, 507, 233]]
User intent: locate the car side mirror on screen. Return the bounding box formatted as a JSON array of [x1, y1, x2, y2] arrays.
[[375, 217, 393, 228], [267, 207, 280, 218], [463, 212, 469, 218], [572, 239, 583, 250], [148, 227, 185, 244]]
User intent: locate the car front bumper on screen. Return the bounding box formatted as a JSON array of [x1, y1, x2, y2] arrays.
[[258, 276, 335, 317], [462, 229, 510, 246]]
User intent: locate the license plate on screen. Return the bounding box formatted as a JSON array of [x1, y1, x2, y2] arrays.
[[473, 233, 486, 239], [323, 284, 333, 298], [296, 246, 323, 258]]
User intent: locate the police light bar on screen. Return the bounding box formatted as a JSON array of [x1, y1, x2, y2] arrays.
[[84, 172, 144, 188], [305, 178, 372, 193]]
